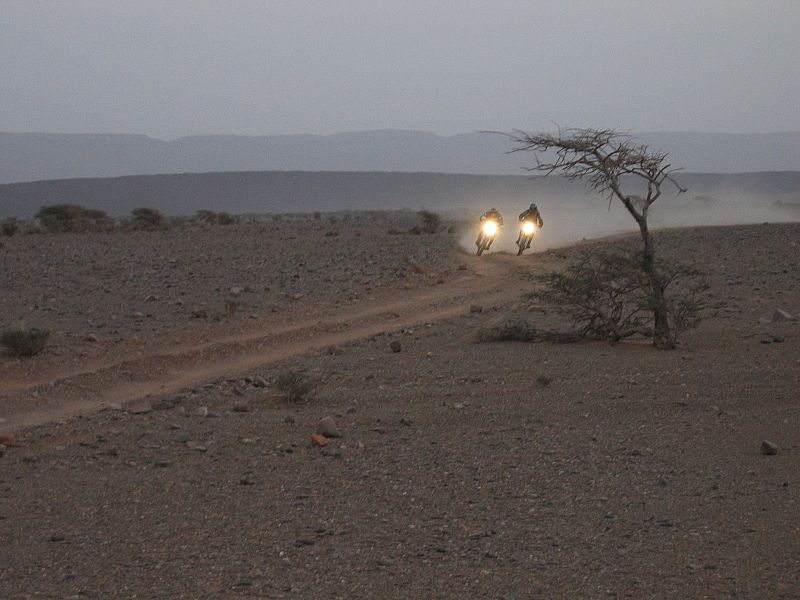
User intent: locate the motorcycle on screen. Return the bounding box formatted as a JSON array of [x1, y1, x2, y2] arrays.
[[516, 220, 537, 255], [475, 219, 499, 256]]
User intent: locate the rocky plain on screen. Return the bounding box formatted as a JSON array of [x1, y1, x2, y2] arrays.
[[1, 213, 798, 598]]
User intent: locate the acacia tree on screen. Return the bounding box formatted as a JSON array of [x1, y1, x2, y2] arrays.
[[503, 127, 686, 348]]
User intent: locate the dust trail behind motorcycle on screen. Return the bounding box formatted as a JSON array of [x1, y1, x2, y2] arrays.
[[454, 190, 800, 255]]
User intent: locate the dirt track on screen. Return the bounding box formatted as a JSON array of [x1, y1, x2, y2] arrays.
[[1, 253, 524, 430]]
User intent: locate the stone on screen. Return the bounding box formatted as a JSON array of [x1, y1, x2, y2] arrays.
[[131, 311, 145, 319], [186, 441, 207, 453], [310, 434, 328, 447], [772, 309, 795, 322], [125, 401, 152, 415], [316, 416, 342, 438], [175, 432, 191, 443], [232, 401, 249, 413], [195, 406, 209, 417], [84, 334, 100, 343], [469, 304, 483, 313], [761, 440, 778, 455], [0, 433, 16, 446], [252, 376, 268, 388], [230, 287, 243, 296], [240, 472, 255, 485], [389, 340, 402, 353], [191, 308, 209, 319], [144, 294, 158, 302], [154, 459, 172, 467]]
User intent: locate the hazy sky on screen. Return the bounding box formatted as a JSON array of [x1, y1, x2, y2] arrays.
[[2, 1, 799, 139]]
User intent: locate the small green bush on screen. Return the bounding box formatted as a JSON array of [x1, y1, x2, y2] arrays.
[[1, 328, 50, 356], [275, 371, 312, 402]]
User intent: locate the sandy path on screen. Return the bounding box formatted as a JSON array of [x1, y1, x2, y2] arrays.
[[0, 254, 528, 430]]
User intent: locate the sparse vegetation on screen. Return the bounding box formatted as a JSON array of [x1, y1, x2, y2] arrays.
[[1, 327, 50, 356], [196, 209, 236, 225], [417, 210, 441, 234], [478, 319, 541, 343], [131, 207, 165, 229], [275, 371, 312, 402], [534, 250, 714, 346], [36, 204, 108, 233], [224, 299, 238, 319], [1, 218, 18, 237], [536, 374, 553, 387]]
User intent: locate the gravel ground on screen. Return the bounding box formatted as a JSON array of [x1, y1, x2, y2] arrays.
[[1, 221, 799, 599]]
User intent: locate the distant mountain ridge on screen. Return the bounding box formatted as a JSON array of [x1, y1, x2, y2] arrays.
[[2, 130, 800, 184]]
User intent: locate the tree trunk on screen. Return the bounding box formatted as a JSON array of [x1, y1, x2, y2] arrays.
[[638, 222, 674, 349]]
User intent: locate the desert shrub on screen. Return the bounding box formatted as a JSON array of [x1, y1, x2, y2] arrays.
[[131, 207, 164, 229], [275, 371, 312, 402], [417, 210, 441, 234], [478, 319, 541, 343], [534, 250, 714, 346], [313, 211, 322, 220], [1, 328, 50, 356], [1, 218, 18, 237], [196, 210, 236, 225], [36, 204, 107, 233], [536, 374, 553, 387]]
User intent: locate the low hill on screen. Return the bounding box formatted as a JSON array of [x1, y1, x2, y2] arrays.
[[1, 170, 799, 221]]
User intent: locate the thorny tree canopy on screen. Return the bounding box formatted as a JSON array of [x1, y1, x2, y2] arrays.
[[501, 127, 686, 224]]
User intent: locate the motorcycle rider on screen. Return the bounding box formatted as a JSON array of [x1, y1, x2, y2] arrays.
[[480, 207, 504, 227], [517, 202, 543, 248]]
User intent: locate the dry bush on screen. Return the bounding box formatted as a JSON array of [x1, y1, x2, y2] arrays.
[[535, 250, 714, 346], [131, 207, 165, 229], [36, 204, 108, 233], [417, 210, 441, 234], [1, 218, 18, 237], [275, 371, 312, 402], [1, 328, 50, 356]]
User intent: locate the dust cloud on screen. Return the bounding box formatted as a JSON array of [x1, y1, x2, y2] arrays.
[[453, 191, 800, 255]]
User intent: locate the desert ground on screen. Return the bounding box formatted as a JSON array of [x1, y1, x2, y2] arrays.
[[1, 214, 798, 599]]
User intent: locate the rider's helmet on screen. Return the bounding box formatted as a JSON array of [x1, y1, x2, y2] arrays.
[[491, 207, 497, 212], [529, 202, 537, 211]]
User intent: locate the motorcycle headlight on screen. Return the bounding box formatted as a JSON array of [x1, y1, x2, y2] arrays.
[[482, 220, 498, 236], [522, 221, 535, 235]]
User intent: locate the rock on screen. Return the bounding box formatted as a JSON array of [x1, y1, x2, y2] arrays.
[[252, 376, 268, 388], [310, 433, 328, 447], [285, 415, 296, 424], [84, 334, 100, 343], [144, 294, 158, 302], [316, 416, 342, 438], [195, 406, 209, 417], [125, 401, 152, 415], [232, 401, 249, 413], [186, 441, 207, 453], [761, 440, 779, 455], [321, 446, 342, 458], [772, 309, 795, 322], [0, 433, 16, 446], [191, 308, 209, 319], [469, 304, 483, 313], [230, 287, 243, 296], [389, 340, 402, 353], [239, 472, 255, 485], [131, 311, 145, 319], [154, 459, 172, 467], [294, 538, 315, 547], [175, 432, 191, 443]]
